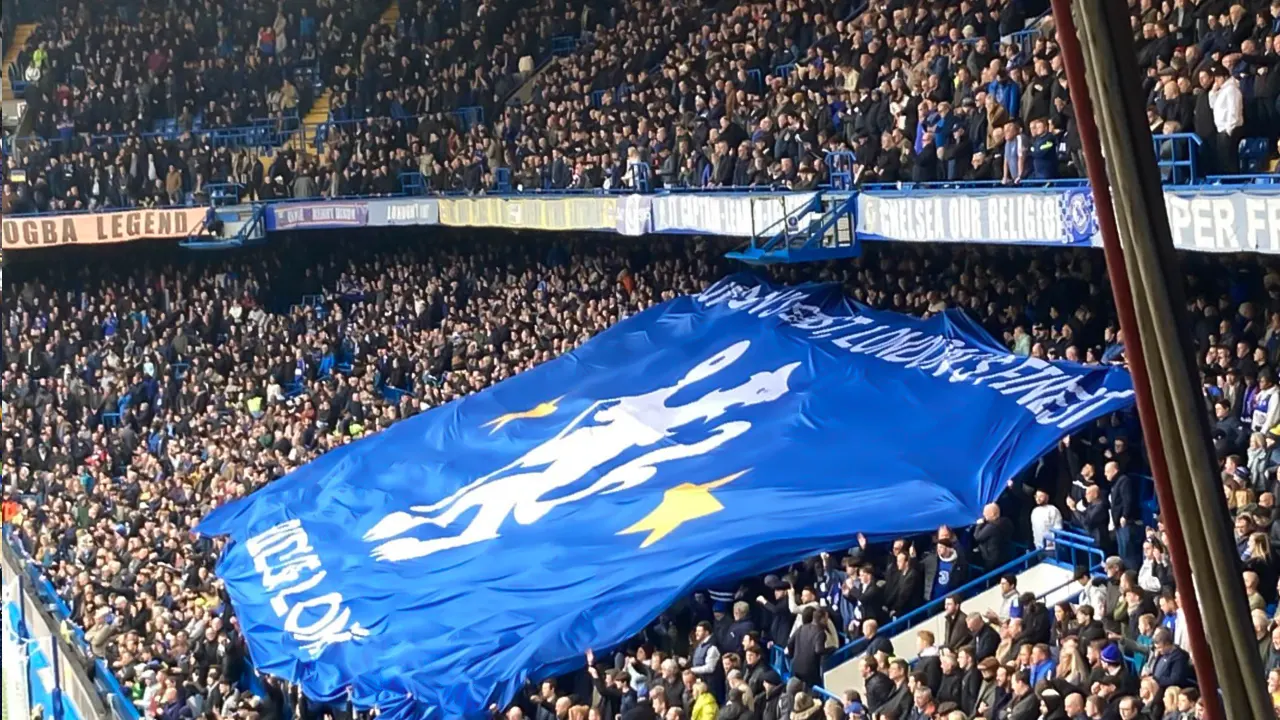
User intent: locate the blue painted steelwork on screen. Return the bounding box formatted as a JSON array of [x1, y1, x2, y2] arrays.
[[3, 528, 141, 720]]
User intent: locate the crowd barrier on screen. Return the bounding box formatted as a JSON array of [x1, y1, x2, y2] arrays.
[[6, 185, 1278, 253], [1, 528, 139, 720]]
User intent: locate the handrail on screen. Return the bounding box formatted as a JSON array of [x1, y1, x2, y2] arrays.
[[3, 527, 141, 720], [822, 548, 1043, 670]]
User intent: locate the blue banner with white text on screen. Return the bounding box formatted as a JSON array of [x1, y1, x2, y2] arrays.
[[197, 275, 1133, 720], [266, 202, 370, 231]]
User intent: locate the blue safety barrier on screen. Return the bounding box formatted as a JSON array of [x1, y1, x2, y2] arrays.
[[550, 35, 579, 56], [1153, 133, 1202, 186], [399, 171, 426, 196], [822, 548, 1044, 670], [3, 528, 143, 720]]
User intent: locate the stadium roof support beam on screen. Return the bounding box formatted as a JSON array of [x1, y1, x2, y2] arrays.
[[1051, 0, 1269, 717]]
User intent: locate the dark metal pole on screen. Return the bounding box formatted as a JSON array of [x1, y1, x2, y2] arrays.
[[1049, 0, 1269, 712], [1047, 0, 1230, 716]]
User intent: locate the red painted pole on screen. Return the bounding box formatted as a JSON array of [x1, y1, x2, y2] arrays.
[[1046, 1, 1222, 715]]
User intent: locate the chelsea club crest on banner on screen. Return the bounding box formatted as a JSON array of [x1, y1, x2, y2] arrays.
[[198, 274, 1133, 719], [1060, 188, 1100, 245]]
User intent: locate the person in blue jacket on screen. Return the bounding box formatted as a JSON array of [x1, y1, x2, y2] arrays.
[[1144, 627, 1192, 689], [1027, 118, 1059, 180]]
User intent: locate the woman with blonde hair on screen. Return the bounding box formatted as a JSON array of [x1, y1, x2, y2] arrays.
[[1054, 636, 1089, 688], [690, 680, 718, 720], [568, 706, 589, 720], [1249, 432, 1269, 489], [1245, 532, 1278, 603]]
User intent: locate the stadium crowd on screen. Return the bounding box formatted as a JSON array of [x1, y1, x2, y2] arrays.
[[4, 233, 1280, 720], [7, 0, 1280, 213]]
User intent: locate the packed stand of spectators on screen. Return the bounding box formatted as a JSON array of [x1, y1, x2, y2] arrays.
[[324, 0, 1280, 192], [6, 234, 1280, 720], [10, 0, 392, 139], [9, 0, 1280, 212], [323, 0, 580, 128], [1, 132, 286, 213], [224, 0, 1280, 193]]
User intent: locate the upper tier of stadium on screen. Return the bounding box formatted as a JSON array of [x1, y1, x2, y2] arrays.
[[3, 0, 1278, 214]]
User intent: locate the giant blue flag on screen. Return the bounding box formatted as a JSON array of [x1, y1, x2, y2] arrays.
[[197, 274, 1134, 719]]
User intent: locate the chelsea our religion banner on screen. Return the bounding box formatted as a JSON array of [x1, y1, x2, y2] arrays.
[[197, 275, 1134, 719]]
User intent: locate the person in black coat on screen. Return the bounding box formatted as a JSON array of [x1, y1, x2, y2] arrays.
[[957, 647, 983, 716], [880, 660, 915, 719], [1071, 484, 1113, 554], [884, 552, 923, 619], [941, 596, 973, 651], [968, 614, 1001, 661], [755, 578, 794, 646], [861, 657, 894, 713], [1106, 461, 1142, 570], [935, 651, 964, 707], [973, 504, 1014, 571], [849, 565, 889, 626], [860, 619, 894, 657], [785, 607, 828, 689]]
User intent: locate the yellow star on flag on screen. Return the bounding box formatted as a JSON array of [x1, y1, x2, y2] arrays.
[[483, 396, 564, 433], [619, 470, 749, 548]]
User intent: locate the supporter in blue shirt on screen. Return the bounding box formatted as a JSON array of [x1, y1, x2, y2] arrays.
[[1001, 120, 1029, 184], [987, 70, 1022, 117], [923, 538, 969, 603], [1028, 643, 1057, 685]]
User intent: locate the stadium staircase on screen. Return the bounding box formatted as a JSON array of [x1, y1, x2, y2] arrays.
[[261, 1, 400, 169], [1, 24, 37, 99], [726, 194, 858, 265]]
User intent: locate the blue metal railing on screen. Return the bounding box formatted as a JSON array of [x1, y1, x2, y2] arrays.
[[550, 35, 579, 56], [1153, 133, 1202, 186], [822, 548, 1044, 670], [1052, 533, 1105, 572], [3, 528, 142, 720], [1207, 173, 1279, 186]]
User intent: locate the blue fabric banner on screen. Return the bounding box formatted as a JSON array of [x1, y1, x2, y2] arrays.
[[196, 274, 1134, 719], [266, 202, 369, 231]]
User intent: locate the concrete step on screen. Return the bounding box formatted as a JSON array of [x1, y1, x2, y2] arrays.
[[2, 24, 39, 82], [379, 1, 400, 26]]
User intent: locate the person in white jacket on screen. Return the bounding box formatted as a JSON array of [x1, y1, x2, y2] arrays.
[[1030, 489, 1064, 550], [1208, 69, 1245, 173]]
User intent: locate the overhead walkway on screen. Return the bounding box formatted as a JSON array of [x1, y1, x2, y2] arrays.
[[819, 532, 1102, 697]]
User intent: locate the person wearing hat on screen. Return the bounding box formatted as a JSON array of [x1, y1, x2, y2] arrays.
[[973, 657, 1000, 717], [941, 124, 973, 181], [756, 576, 795, 646], [1037, 689, 1068, 720], [789, 692, 820, 720], [1096, 642, 1138, 697]]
